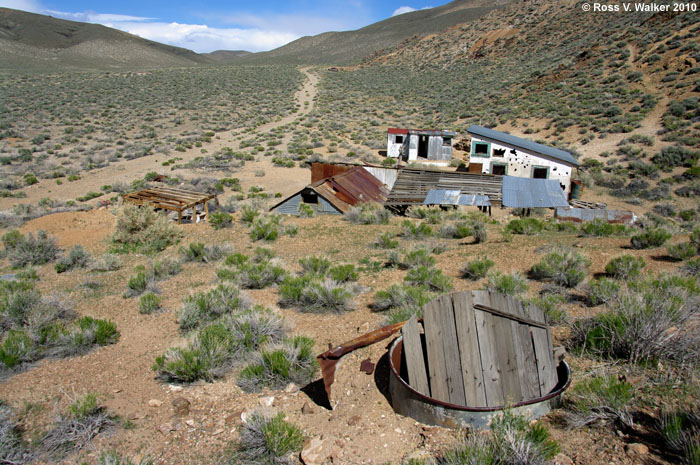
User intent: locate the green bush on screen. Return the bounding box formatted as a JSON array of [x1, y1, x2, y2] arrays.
[[238, 336, 317, 392], [0, 330, 34, 369], [373, 284, 433, 324], [587, 277, 621, 306], [54, 245, 91, 273], [526, 294, 568, 325], [234, 411, 304, 465], [631, 228, 672, 249], [605, 255, 646, 279], [505, 217, 544, 235], [139, 292, 162, 314], [460, 257, 494, 280], [218, 260, 287, 289], [668, 242, 698, 261], [530, 247, 590, 288], [111, 204, 181, 254], [484, 271, 528, 296], [209, 211, 233, 230], [64, 316, 120, 351], [297, 203, 314, 218], [250, 216, 281, 242], [684, 258, 700, 277], [400, 220, 433, 240], [579, 218, 631, 237], [3, 230, 60, 268], [372, 232, 399, 249], [404, 266, 453, 292], [396, 248, 435, 270], [179, 242, 230, 263], [344, 203, 391, 225], [655, 408, 700, 465], [327, 264, 359, 282], [565, 375, 634, 427], [178, 285, 250, 331], [299, 256, 331, 275]]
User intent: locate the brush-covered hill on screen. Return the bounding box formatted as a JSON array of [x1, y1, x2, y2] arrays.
[[201, 50, 252, 62], [0, 7, 210, 71], [240, 0, 509, 65]]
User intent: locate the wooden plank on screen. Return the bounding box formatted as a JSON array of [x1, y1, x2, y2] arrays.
[[401, 315, 430, 396], [452, 291, 487, 407], [435, 294, 467, 406], [423, 298, 450, 403], [489, 295, 522, 404], [532, 326, 557, 395], [473, 308, 504, 407], [472, 303, 547, 329], [513, 321, 542, 399]]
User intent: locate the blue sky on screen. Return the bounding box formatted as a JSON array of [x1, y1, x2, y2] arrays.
[[0, 0, 439, 52]]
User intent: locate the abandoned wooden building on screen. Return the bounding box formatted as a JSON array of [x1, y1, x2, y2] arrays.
[[121, 186, 218, 224], [386, 128, 456, 165], [270, 166, 389, 215], [467, 125, 580, 195]]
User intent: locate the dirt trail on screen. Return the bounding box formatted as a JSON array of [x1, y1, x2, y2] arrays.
[[0, 67, 320, 210]]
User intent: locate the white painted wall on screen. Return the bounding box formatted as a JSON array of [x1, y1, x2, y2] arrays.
[[386, 133, 405, 158], [469, 136, 575, 195]]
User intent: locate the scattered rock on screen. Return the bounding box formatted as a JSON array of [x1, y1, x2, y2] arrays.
[[553, 453, 574, 465], [284, 383, 299, 393], [301, 437, 332, 465], [226, 412, 242, 425], [360, 359, 375, 375], [404, 450, 434, 464], [158, 423, 175, 435], [168, 384, 184, 392], [302, 402, 315, 415], [185, 419, 197, 428], [625, 443, 649, 457], [347, 415, 361, 426], [258, 396, 275, 407], [148, 399, 163, 408], [172, 397, 190, 416], [357, 322, 370, 333], [212, 428, 224, 435]]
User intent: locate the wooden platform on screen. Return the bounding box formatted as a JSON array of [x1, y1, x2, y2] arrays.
[[121, 186, 218, 224], [401, 290, 557, 408]]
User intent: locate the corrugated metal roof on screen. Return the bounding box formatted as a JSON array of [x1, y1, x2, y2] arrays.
[[423, 189, 490, 206], [387, 128, 456, 137], [501, 176, 569, 208], [467, 125, 579, 167]]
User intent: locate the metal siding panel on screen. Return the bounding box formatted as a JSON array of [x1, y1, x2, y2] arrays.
[[502, 176, 569, 208], [428, 136, 442, 160], [319, 196, 341, 214], [273, 194, 303, 215]]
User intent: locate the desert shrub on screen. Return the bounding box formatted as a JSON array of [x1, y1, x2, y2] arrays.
[[123, 271, 156, 298], [3, 230, 60, 268], [0, 402, 32, 464], [297, 203, 314, 218], [668, 242, 698, 261], [90, 254, 121, 272], [530, 247, 590, 287], [287, 278, 355, 314], [684, 258, 700, 277], [373, 284, 433, 324], [250, 216, 281, 242], [526, 294, 568, 325], [471, 221, 488, 243], [178, 285, 250, 331], [344, 203, 391, 225], [587, 277, 622, 306], [631, 228, 672, 249], [299, 256, 331, 275], [400, 220, 433, 240], [240, 205, 261, 225], [579, 218, 632, 237], [605, 255, 646, 279], [484, 271, 528, 296], [372, 232, 399, 249], [0, 330, 34, 369], [441, 411, 559, 465], [327, 264, 358, 282], [155, 309, 285, 383], [41, 393, 117, 458], [505, 218, 544, 235], [396, 248, 435, 270], [404, 266, 453, 292], [572, 275, 700, 367], [237, 336, 317, 392], [234, 411, 303, 465], [139, 293, 162, 314], [209, 211, 233, 230], [111, 204, 181, 254], [655, 408, 700, 465], [56, 317, 120, 356], [179, 242, 231, 263], [408, 206, 445, 224], [565, 375, 634, 428], [460, 257, 495, 280], [218, 260, 287, 289], [55, 245, 91, 273], [98, 451, 153, 465]]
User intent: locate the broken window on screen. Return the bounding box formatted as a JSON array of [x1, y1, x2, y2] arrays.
[[474, 142, 489, 156], [491, 164, 507, 175], [301, 190, 318, 204], [533, 167, 549, 179], [442, 137, 452, 146], [395, 135, 404, 144]]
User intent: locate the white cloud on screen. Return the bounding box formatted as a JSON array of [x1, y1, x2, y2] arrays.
[[0, 0, 43, 13], [391, 5, 433, 16], [45, 10, 154, 22], [107, 21, 298, 53]]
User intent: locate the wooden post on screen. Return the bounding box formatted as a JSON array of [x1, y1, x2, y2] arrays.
[[204, 201, 209, 221]]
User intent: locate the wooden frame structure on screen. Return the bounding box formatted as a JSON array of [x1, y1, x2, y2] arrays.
[[121, 186, 218, 224]]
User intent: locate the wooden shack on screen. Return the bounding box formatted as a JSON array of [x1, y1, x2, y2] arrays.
[[121, 186, 218, 224]]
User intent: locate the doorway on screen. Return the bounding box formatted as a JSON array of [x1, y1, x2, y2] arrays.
[[418, 135, 429, 158]]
